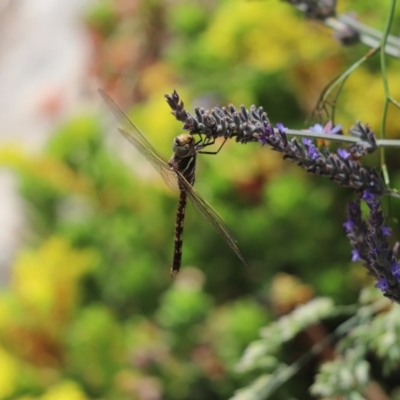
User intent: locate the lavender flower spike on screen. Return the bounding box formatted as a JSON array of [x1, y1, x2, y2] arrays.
[[165, 92, 386, 195], [344, 197, 400, 303]]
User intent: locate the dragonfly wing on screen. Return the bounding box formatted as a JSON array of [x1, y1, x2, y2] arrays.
[[118, 128, 179, 192], [178, 173, 249, 268], [99, 89, 179, 192]]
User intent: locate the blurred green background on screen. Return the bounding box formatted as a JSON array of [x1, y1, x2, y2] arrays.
[[0, 0, 400, 399]]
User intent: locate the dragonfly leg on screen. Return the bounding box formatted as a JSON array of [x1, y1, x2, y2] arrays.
[[194, 134, 216, 148], [194, 133, 205, 146], [198, 137, 228, 155]]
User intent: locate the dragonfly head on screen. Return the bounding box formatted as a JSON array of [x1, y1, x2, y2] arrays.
[[172, 134, 196, 158]]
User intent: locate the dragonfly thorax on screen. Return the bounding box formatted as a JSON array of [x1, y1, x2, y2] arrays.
[[172, 134, 196, 158]]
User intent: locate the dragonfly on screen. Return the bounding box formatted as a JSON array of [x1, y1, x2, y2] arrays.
[[99, 89, 248, 276]]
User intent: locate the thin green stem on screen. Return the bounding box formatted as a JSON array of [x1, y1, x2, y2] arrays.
[[279, 129, 400, 149], [389, 96, 400, 109], [379, 0, 396, 187], [313, 48, 379, 121]]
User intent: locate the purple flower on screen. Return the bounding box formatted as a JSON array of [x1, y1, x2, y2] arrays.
[[258, 123, 275, 146], [372, 246, 381, 255], [309, 123, 324, 134], [309, 121, 342, 135], [345, 198, 400, 303], [276, 123, 288, 133], [302, 137, 320, 160], [376, 277, 389, 291], [351, 249, 361, 262], [391, 263, 400, 281], [309, 147, 320, 160], [343, 219, 355, 233], [258, 134, 269, 146], [337, 148, 350, 159], [362, 191, 375, 202], [262, 123, 274, 136], [329, 124, 342, 135]]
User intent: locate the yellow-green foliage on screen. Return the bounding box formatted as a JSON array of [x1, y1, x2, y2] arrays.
[[0, 238, 97, 396], [201, 2, 332, 70], [0, 346, 18, 398], [0, 145, 94, 196], [13, 380, 88, 400]]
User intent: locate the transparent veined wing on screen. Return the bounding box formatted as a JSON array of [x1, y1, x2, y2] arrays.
[[99, 89, 180, 191]]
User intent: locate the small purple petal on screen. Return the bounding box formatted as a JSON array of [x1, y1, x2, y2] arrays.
[[309, 121, 342, 135], [343, 219, 354, 233], [309, 147, 320, 160], [301, 137, 320, 159], [381, 226, 391, 236], [362, 191, 375, 202], [258, 123, 274, 146], [351, 249, 361, 262], [373, 246, 381, 255], [391, 262, 400, 280], [376, 277, 389, 291], [262, 124, 274, 136], [337, 148, 350, 159], [330, 124, 342, 134], [276, 123, 287, 133], [309, 123, 324, 134], [258, 135, 268, 146]]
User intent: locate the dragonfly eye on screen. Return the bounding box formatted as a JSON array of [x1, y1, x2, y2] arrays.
[[172, 134, 195, 158]]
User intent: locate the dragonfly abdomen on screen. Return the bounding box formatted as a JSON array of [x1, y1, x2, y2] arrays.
[[171, 191, 188, 277]]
